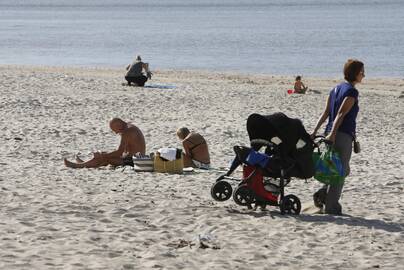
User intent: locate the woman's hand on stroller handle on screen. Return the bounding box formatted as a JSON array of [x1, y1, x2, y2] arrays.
[[312, 135, 325, 140], [324, 133, 336, 144], [312, 135, 334, 148], [313, 136, 334, 148]]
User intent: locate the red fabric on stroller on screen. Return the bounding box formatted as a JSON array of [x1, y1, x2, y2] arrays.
[[243, 165, 278, 203]]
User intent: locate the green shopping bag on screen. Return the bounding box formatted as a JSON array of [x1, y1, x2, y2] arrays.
[[312, 146, 345, 185]]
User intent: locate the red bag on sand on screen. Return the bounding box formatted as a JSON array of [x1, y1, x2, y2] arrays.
[[287, 89, 294, 94]]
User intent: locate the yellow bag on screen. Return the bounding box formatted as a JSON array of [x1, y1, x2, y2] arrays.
[[154, 151, 184, 174]]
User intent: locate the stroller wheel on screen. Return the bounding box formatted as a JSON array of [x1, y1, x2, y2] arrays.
[[280, 194, 301, 215], [211, 181, 233, 201], [233, 185, 255, 206]]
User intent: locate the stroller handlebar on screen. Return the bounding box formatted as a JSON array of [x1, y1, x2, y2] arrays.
[[313, 135, 325, 140], [250, 138, 272, 146], [313, 135, 333, 147]]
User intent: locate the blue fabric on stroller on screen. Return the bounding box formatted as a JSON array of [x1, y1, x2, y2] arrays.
[[245, 149, 271, 168]]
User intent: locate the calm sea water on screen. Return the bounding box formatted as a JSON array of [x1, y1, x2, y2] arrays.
[[0, 0, 403, 77]]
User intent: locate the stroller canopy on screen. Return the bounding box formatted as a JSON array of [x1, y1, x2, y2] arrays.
[[246, 113, 314, 178]]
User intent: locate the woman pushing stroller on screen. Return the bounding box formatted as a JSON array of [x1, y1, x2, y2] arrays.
[[311, 59, 364, 215]]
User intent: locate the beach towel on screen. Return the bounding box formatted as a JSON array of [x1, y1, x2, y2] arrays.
[[158, 147, 178, 161], [144, 84, 176, 89]]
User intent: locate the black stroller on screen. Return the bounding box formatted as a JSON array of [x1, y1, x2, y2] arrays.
[[211, 113, 315, 215]]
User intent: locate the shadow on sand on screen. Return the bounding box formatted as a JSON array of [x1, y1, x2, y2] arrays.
[[296, 213, 403, 233], [122, 83, 176, 89], [226, 208, 404, 233]]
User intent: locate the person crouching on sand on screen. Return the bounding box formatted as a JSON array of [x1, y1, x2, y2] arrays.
[[125, 55, 152, 87], [294, 75, 308, 94], [64, 118, 145, 168], [176, 127, 211, 169]]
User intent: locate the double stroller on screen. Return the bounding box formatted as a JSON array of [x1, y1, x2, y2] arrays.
[[211, 113, 316, 215]]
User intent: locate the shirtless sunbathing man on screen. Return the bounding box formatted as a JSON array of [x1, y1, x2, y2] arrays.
[[64, 118, 145, 168]]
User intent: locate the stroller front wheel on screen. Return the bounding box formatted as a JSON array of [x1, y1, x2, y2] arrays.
[[280, 194, 301, 215], [233, 185, 255, 206], [211, 181, 233, 201]]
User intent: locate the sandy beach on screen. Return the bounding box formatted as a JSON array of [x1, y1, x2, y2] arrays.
[[0, 65, 403, 269]]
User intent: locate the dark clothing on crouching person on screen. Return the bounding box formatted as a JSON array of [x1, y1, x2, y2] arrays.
[[125, 75, 148, 86], [125, 61, 148, 86]]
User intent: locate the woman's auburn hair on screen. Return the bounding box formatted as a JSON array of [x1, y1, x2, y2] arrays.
[[344, 59, 364, 83]]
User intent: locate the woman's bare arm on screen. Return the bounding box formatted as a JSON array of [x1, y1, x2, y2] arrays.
[[311, 95, 331, 137]]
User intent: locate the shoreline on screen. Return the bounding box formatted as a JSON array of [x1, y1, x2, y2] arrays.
[[1, 64, 403, 83], [1, 65, 403, 100]]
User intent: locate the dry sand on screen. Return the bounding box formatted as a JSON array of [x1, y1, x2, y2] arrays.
[[0, 65, 403, 269]]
